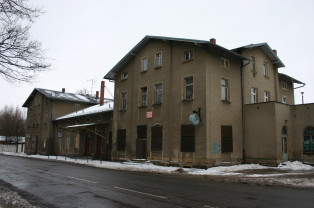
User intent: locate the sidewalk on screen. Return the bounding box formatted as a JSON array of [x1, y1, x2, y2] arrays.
[[1, 152, 314, 188]]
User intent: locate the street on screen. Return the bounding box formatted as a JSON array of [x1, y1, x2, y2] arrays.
[[0, 155, 314, 208]]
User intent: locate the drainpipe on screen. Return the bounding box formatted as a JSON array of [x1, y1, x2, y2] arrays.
[[241, 59, 251, 164]]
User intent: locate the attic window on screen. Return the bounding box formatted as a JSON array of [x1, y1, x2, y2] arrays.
[[282, 82, 287, 90], [183, 51, 193, 62], [121, 71, 128, 80], [220, 58, 230, 69], [155, 52, 162, 68]]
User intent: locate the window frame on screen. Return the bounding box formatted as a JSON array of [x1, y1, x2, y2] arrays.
[[183, 76, 194, 100], [139, 86, 148, 107], [282, 96, 287, 104], [281, 82, 288, 90], [303, 127, 314, 154], [141, 57, 148, 72], [251, 56, 255, 71], [154, 82, 163, 105], [221, 78, 230, 102], [220, 58, 230, 69], [121, 71, 128, 80], [251, 87, 258, 104], [264, 91, 270, 102], [263, 62, 268, 77], [155, 51, 162, 68], [121, 92, 127, 111], [183, 50, 194, 62]]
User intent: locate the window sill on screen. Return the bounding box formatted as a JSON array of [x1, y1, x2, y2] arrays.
[[303, 152, 314, 155], [153, 103, 162, 106], [182, 98, 194, 102], [221, 100, 231, 104], [264, 75, 270, 79], [138, 106, 147, 109], [154, 66, 162, 70], [141, 70, 147, 74], [119, 109, 127, 112], [182, 59, 193, 63]]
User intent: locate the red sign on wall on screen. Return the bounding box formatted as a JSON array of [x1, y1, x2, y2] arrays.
[[146, 111, 153, 119]]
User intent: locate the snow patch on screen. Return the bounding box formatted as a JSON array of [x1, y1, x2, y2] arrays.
[[278, 161, 314, 170]]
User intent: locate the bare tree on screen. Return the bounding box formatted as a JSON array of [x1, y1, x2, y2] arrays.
[[0, 105, 26, 143], [0, 0, 51, 84]]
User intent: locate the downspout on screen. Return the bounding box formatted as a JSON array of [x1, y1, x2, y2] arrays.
[[241, 59, 251, 164]]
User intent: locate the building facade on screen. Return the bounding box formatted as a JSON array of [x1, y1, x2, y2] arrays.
[[23, 88, 99, 155], [104, 36, 313, 166]]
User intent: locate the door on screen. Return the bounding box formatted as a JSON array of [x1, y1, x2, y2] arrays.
[[84, 133, 90, 155], [282, 127, 288, 161], [136, 125, 147, 159], [96, 136, 102, 156]]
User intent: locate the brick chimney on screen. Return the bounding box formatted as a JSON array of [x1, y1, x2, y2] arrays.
[[100, 81, 105, 106], [96, 91, 99, 99], [62, 88, 65, 93], [273, 49, 277, 55], [210, 38, 216, 44]]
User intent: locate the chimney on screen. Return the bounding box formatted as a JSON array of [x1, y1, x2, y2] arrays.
[[273, 49, 277, 55], [96, 91, 99, 99], [62, 88, 65, 93], [210, 38, 216, 44], [100, 81, 105, 106]]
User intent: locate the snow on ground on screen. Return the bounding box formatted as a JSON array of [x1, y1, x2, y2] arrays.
[[2, 152, 314, 188]]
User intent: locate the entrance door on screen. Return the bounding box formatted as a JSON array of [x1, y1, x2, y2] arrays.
[[84, 133, 90, 155], [282, 126, 288, 161], [136, 125, 147, 159], [96, 136, 102, 156]]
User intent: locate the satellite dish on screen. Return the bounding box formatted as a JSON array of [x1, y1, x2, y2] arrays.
[[189, 113, 200, 126]]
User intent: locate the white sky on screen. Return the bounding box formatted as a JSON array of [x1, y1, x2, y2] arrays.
[[1, 0, 314, 108]]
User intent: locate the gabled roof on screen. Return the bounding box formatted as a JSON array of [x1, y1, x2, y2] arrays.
[[54, 100, 113, 121], [278, 73, 305, 85], [104, 35, 250, 80], [232, 43, 285, 68], [22, 88, 100, 107]]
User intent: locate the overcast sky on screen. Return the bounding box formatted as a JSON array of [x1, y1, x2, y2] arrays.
[[1, 0, 313, 109]]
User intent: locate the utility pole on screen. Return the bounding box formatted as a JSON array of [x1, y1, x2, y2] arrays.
[[301, 92, 304, 104]]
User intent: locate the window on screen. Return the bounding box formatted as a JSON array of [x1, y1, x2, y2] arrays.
[[140, 87, 147, 107], [221, 78, 230, 101], [121, 71, 128, 80], [151, 126, 162, 151], [57, 132, 63, 138], [155, 52, 162, 68], [282, 82, 287, 90], [282, 126, 288, 154], [75, 134, 80, 149], [184, 76, 193, 100], [221, 125, 233, 153], [181, 124, 195, 152], [58, 138, 63, 149], [304, 127, 314, 153], [251, 56, 255, 71], [220, 58, 230, 69], [251, 87, 258, 103], [264, 91, 270, 102], [142, 57, 148, 72], [66, 137, 70, 149], [183, 51, 193, 62], [155, 83, 162, 104], [117, 129, 126, 151], [263, 62, 268, 76], [282, 96, 287, 104], [121, 92, 127, 110]]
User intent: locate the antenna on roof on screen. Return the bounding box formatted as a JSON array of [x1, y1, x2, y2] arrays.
[[87, 78, 97, 96]]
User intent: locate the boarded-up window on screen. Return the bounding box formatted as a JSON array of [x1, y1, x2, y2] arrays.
[[137, 125, 147, 139], [181, 125, 195, 152], [117, 129, 126, 151], [221, 125, 233, 153], [151, 126, 162, 151], [75, 134, 80, 149]]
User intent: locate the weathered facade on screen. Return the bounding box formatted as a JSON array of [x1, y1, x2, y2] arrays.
[[104, 36, 313, 166], [23, 88, 99, 155]]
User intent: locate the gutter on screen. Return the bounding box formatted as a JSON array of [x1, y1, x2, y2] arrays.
[[241, 59, 252, 164]]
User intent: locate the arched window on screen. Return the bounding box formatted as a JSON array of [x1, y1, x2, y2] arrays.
[[304, 127, 314, 153]]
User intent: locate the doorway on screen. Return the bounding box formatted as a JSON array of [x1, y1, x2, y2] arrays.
[[136, 125, 147, 159], [84, 133, 90, 155], [282, 126, 288, 161]]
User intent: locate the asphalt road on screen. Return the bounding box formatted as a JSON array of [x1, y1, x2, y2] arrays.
[[0, 155, 314, 208]]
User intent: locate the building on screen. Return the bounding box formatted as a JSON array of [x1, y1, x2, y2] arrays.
[[53, 83, 113, 159], [104, 36, 314, 167], [22, 88, 100, 155]]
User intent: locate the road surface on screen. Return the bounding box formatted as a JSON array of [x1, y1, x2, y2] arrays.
[[0, 155, 313, 208]]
